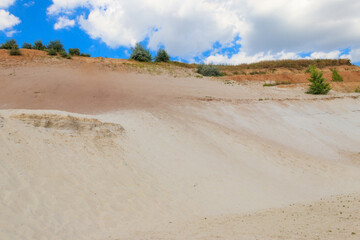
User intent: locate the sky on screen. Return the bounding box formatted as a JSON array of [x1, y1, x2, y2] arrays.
[[0, 0, 360, 65]]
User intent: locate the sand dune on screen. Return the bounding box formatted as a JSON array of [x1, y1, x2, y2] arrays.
[[1, 59, 360, 239]]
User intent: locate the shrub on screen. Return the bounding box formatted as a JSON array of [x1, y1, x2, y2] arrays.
[[332, 69, 343, 82], [80, 53, 91, 57], [47, 49, 57, 56], [47, 40, 64, 52], [69, 48, 80, 56], [306, 65, 331, 95], [33, 40, 46, 50], [154, 49, 170, 62], [197, 64, 222, 76], [9, 48, 21, 56], [250, 71, 266, 75], [355, 87, 360, 93], [22, 42, 32, 49], [130, 42, 152, 62], [0, 39, 18, 49], [60, 51, 71, 59]]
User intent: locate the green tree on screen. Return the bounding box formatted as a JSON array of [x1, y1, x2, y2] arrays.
[[69, 48, 80, 56], [306, 65, 331, 95], [33, 40, 46, 50], [47, 40, 64, 52], [0, 39, 18, 49], [332, 69, 343, 82], [22, 42, 32, 49], [154, 49, 170, 62], [130, 43, 152, 62], [80, 53, 91, 57]]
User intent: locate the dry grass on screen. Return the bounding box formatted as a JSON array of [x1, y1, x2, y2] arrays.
[[215, 59, 352, 71]]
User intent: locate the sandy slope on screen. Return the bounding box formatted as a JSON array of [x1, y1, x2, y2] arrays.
[[1, 60, 360, 239]]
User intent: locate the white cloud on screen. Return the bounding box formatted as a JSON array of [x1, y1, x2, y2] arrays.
[[5, 29, 19, 37], [47, 0, 360, 61], [349, 49, 360, 63], [0, 9, 20, 31], [205, 50, 352, 65], [54, 16, 75, 30], [24, 1, 35, 7], [205, 51, 300, 65], [0, 0, 20, 34], [0, 0, 16, 8], [308, 51, 342, 60]]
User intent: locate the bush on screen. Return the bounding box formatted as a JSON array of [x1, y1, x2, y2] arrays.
[[0, 39, 19, 49], [47, 40, 64, 52], [47, 49, 57, 56], [69, 48, 80, 56], [306, 65, 331, 95], [154, 49, 170, 62], [130, 43, 152, 62], [9, 48, 21, 56], [22, 42, 32, 49], [80, 53, 91, 57], [33, 40, 46, 50], [59, 51, 71, 59], [197, 64, 222, 76], [332, 69, 343, 82]]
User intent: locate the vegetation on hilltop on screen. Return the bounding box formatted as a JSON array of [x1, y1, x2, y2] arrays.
[[0, 39, 19, 50], [130, 43, 153, 62], [216, 59, 352, 72], [22, 42, 32, 49], [33, 40, 46, 50], [197, 64, 223, 76], [69, 48, 80, 56], [155, 49, 170, 62]]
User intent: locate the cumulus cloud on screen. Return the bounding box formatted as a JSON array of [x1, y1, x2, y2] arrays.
[[205, 51, 300, 65], [0, 9, 20, 32], [0, 0, 16, 8], [47, 0, 360, 61], [349, 49, 360, 63], [54, 16, 75, 30], [205, 50, 351, 65], [0, 0, 20, 34]]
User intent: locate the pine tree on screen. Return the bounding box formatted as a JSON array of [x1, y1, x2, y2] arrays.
[[154, 49, 170, 62], [306, 65, 331, 94], [129, 43, 152, 62]]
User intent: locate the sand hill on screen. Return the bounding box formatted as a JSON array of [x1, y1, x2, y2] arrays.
[[1, 50, 360, 239]]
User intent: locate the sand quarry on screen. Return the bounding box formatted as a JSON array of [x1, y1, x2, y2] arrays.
[[1, 49, 360, 240]]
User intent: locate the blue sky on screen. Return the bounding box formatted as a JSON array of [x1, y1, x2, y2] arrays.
[[1, 0, 360, 65], [0, 0, 130, 59]]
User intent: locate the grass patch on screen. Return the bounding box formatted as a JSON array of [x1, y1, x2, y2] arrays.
[[47, 49, 57, 56], [332, 69, 344, 82], [9, 48, 21, 56], [263, 81, 291, 87], [250, 71, 266, 75]]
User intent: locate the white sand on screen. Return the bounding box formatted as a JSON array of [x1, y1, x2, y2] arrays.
[[1, 96, 360, 239]]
